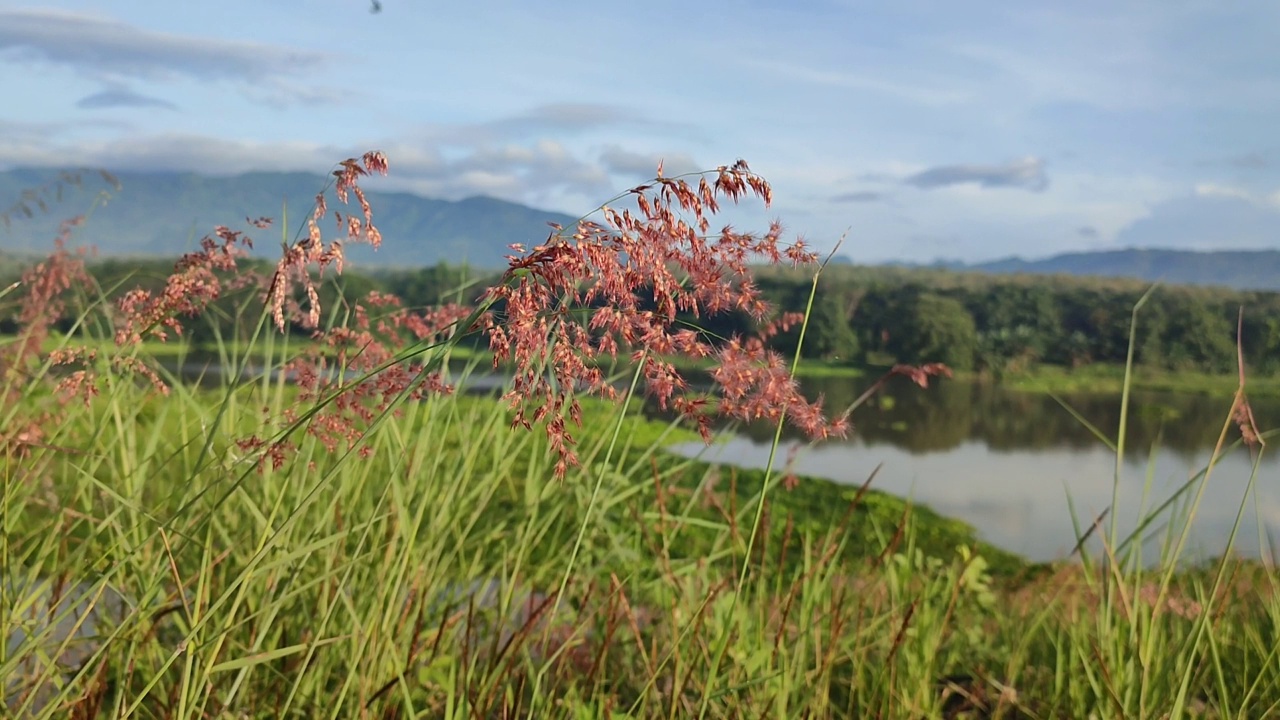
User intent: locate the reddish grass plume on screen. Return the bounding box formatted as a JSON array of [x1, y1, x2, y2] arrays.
[[3, 152, 956, 477]]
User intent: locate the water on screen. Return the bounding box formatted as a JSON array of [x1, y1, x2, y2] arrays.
[[666, 377, 1280, 564], [155, 356, 1280, 563], [155, 355, 513, 394], [3, 576, 134, 716]]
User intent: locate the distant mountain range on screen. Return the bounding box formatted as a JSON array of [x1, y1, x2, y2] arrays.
[[896, 249, 1280, 291], [0, 167, 579, 269], [2, 168, 1278, 290]]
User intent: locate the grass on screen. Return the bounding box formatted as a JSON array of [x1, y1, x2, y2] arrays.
[[3, 164, 1278, 718], [46, 331, 1277, 399], [3, 308, 1277, 720], [788, 356, 1264, 394], [666, 349, 1280, 396], [978, 362, 1280, 398], [707, 355, 1280, 399], [1, 338, 997, 716]]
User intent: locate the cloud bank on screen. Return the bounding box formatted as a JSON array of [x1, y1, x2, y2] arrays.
[[0, 132, 707, 214], [0, 8, 333, 106], [830, 191, 884, 203], [76, 87, 176, 111], [904, 156, 1049, 192]]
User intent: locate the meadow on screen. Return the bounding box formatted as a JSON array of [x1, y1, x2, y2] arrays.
[[2, 155, 1277, 718]]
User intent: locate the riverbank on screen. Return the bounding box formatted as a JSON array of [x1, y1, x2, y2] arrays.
[[36, 332, 1279, 397], [975, 362, 1280, 397], [9, 344, 1280, 716], [775, 359, 1280, 399]]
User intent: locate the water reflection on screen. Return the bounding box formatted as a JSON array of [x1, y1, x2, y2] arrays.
[[667, 377, 1280, 564], [157, 356, 1279, 563], [721, 376, 1280, 461]]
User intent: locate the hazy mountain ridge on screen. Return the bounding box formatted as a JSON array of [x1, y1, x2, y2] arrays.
[[0, 168, 579, 269], [886, 248, 1280, 291], [3, 169, 1278, 289]]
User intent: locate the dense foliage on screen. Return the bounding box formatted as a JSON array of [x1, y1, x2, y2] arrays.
[[2, 158, 1277, 719], [753, 265, 1280, 375], [9, 256, 1276, 378]]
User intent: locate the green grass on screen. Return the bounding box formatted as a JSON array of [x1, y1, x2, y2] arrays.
[[0, 342, 1004, 718], [29, 333, 189, 359], [4, 288, 1279, 718], [53, 328, 1279, 397], [978, 362, 1280, 398]]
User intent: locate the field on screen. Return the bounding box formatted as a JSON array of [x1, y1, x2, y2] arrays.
[[3, 156, 1278, 718]]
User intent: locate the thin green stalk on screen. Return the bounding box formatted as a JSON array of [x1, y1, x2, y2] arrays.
[[697, 235, 844, 719], [1106, 284, 1157, 557], [527, 352, 649, 715]]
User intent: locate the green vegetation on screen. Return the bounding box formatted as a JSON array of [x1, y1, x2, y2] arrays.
[[980, 362, 1280, 398], [14, 255, 1280, 399], [752, 264, 1280, 378], [4, 162, 1279, 718], [8, 325, 1280, 717], [892, 293, 979, 371]]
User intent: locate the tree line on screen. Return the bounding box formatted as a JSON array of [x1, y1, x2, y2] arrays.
[[740, 264, 1280, 375], [5, 257, 1278, 376]]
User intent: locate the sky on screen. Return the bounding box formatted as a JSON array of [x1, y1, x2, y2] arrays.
[[2, 0, 1280, 263]]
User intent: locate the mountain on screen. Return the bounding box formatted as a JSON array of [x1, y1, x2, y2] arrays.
[[891, 248, 1280, 291], [968, 248, 1280, 291], [0, 168, 579, 269], [4, 169, 1278, 289]]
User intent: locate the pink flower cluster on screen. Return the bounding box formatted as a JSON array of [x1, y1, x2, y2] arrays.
[[114, 225, 257, 347], [483, 160, 848, 475], [276, 292, 473, 456], [8, 152, 879, 477], [266, 152, 388, 331]]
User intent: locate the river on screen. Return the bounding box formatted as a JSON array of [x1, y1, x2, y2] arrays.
[[665, 376, 1280, 563], [160, 356, 1279, 564]]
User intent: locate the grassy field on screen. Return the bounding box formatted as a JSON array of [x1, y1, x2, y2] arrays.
[[776, 359, 1280, 399], [4, 161, 1279, 718], [961, 363, 1280, 399], [1, 328, 1277, 718], [52, 332, 1280, 399], [769, 359, 1280, 399]]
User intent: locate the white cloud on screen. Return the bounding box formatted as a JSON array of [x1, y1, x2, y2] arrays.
[[0, 130, 635, 212], [811, 167, 1175, 262], [830, 191, 884, 203], [76, 86, 177, 111], [1194, 183, 1256, 202], [1193, 182, 1280, 209], [0, 8, 333, 106], [905, 156, 1048, 192], [1114, 192, 1280, 251], [423, 103, 696, 146]]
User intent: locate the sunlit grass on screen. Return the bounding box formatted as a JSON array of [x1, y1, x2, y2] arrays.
[[1, 293, 1275, 719], [984, 362, 1280, 398], [3, 161, 1277, 718]]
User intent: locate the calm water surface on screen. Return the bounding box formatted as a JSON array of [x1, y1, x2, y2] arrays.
[[162, 356, 1279, 563], [666, 377, 1280, 563]]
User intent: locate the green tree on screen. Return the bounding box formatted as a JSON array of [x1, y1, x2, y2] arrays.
[[890, 292, 978, 370], [804, 292, 861, 362], [968, 284, 1062, 363], [976, 326, 1039, 375], [1160, 293, 1234, 372]]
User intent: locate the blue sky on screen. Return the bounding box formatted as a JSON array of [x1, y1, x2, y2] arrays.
[[2, 0, 1279, 263]]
